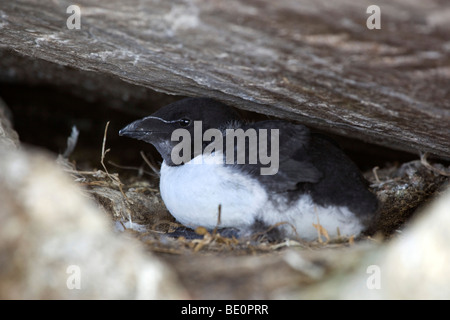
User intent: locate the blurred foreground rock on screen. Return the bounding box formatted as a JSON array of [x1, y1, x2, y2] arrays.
[[0, 98, 19, 149], [343, 185, 450, 299], [362, 186, 450, 299], [0, 129, 185, 299]]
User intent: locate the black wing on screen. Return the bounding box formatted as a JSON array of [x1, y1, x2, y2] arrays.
[[224, 120, 322, 193]]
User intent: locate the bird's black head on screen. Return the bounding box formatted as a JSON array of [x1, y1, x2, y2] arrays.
[[119, 97, 242, 165]]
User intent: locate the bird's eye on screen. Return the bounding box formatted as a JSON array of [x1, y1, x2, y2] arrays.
[[179, 118, 191, 127]]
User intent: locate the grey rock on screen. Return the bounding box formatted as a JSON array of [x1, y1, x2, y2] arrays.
[[0, 0, 449, 158]]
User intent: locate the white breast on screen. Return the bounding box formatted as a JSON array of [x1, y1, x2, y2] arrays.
[[159, 154, 364, 240], [160, 154, 267, 230]]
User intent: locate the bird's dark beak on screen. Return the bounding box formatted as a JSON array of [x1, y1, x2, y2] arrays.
[[119, 120, 145, 139], [119, 117, 172, 143], [119, 116, 181, 165]]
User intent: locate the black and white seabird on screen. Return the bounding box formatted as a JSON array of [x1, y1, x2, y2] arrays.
[[119, 98, 378, 240]]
